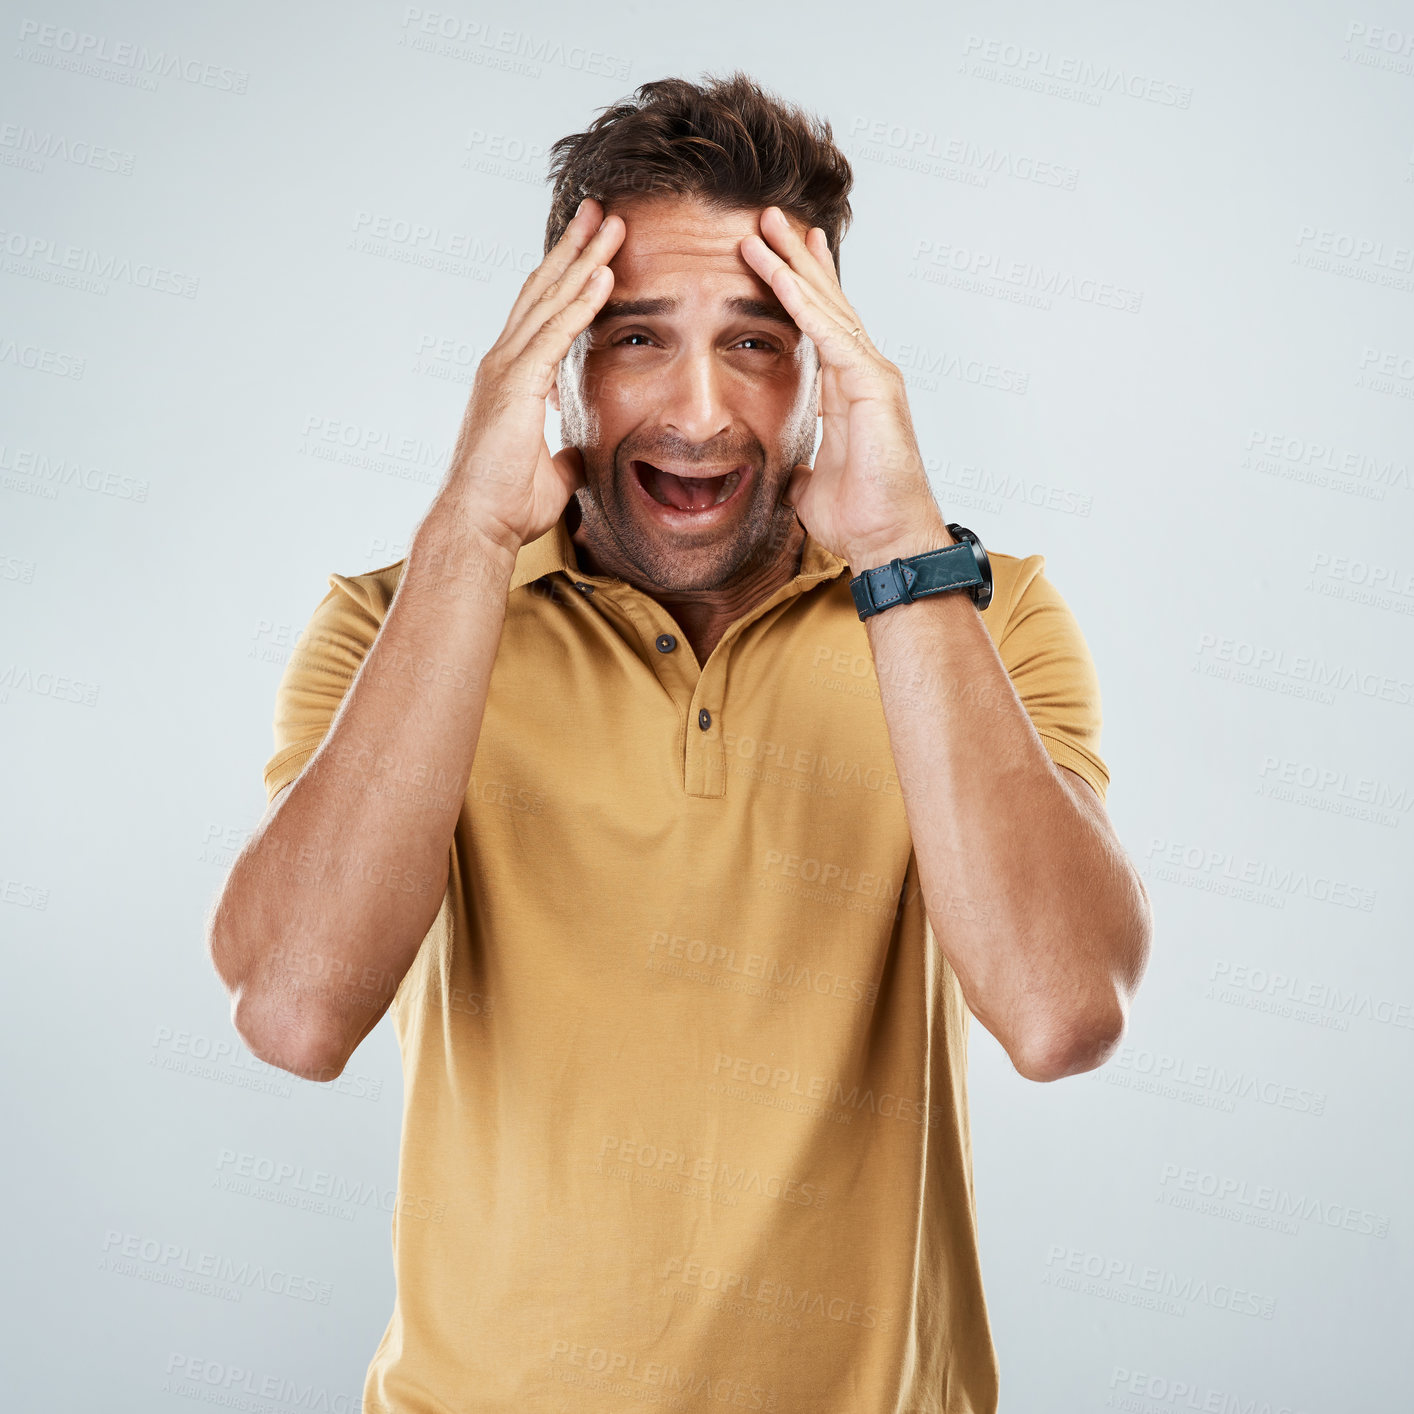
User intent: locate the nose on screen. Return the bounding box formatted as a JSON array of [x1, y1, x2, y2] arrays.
[[659, 349, 731, 445]]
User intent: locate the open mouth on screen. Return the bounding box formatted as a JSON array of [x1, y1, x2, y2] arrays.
[[630, 459, 747, 514]]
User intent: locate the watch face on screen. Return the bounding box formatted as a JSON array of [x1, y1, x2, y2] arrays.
[[947, 524, 992, 609], [972, 544, 993, 610]]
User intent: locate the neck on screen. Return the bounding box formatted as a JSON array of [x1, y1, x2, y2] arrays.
[[569, 502, 807, 663]]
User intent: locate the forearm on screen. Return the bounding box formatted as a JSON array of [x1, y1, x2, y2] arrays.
[[861, 541, 1146, 1080], [212, 491, 517, 1072]]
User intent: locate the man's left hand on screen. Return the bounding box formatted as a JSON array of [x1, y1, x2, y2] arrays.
[[739, 205, 954, 566]]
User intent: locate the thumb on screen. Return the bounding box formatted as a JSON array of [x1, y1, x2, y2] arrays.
[[782, 462, 813, 511], [550, 443, 588, 500]]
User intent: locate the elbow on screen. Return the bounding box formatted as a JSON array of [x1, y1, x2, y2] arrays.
[[230, 985, 352, 1084], [1016, 900, 1152, 1083], [1013, 999, 1127, 1084], [208, 904, 352, 1084]]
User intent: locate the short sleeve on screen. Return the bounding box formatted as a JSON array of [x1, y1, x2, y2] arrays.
[[262, 573, 385, 803], [996, 555, 1110, 803]]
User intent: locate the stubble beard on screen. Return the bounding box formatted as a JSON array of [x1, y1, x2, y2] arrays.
[[569, 418, 818, 593]]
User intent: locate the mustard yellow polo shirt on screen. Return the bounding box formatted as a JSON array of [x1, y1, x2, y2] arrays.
[[262, 509, 1109, 1414]]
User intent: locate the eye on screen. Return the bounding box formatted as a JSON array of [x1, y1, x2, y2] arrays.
[[607, 331, 781, 352]]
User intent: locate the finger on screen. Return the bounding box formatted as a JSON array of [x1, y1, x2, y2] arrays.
[[804, 228, 875, 349], [512, 264, 616, 393], [500, 215, 623, 363], [499, 200, 619, 344], [757, 207, 857, 323], [806, 227, 843, 288], [549, 443, 588, 502], [501, 210, 622, 356], [501, 198, 604, 328], [741, 230, 863, 357], [755, 255, 870, 369]]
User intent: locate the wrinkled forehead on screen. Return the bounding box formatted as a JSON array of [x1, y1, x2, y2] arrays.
[[602, 194, 809, 303]]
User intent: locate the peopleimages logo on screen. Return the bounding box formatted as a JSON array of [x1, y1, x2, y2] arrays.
[[959, 35, 1194, 108], [1144, 838, 1377, 912], [1242, 426, 1409, 499], [395, 9, 632, 80], [1042, 1245, 1276, 1319], [1107, 1365, 1308, 1414], [0, 443, 148, 498], [99, 1230, 332, 1304], [1107, 1044, 1327, 1117], [16, 18, 251, 93], [1157, 1162, 1389, 1238], [1256, 754, 1411, 828], [847, 116, 1080, 192], [661, 1254, 891, 1332], [1208, 959, 1414, 1034], [709, 1052, 944, 1127], [0, 225, 200, 296], [162, 1354, 362, 1412], [644, 930, 879, 1007], [1192, 631, 1414, 707], [595, 1135, 826, 1210]]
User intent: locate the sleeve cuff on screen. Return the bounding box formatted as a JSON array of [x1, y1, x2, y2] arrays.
[[1035, 732, 1110, 803], [261, 734, 328, 803]]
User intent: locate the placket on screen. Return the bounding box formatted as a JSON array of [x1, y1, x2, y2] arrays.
[[558, 562, 842, 800]]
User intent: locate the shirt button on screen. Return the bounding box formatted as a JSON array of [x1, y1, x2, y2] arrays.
[[656, 633, 677, 653], [698, 708, 712, 731], [574, 581, 595, 595]]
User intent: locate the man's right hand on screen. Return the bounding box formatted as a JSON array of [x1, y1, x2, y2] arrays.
[[211, 201, 628, 1083], [442, 195, 624, 559]]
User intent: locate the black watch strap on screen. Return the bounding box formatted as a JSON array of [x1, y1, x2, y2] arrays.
[[849, 523, 993, 619]]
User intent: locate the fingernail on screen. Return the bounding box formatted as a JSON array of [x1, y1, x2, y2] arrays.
[[575, 198, 586, 218]]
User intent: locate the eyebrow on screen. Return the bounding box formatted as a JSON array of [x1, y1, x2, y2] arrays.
[[587, 294, 799, 333]]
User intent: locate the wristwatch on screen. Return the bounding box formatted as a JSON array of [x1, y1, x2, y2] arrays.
[[849, 523, 993, 619]]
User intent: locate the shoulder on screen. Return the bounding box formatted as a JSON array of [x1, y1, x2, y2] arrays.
[[976, 546, 1050, 642], [324, 556, 408, 621]]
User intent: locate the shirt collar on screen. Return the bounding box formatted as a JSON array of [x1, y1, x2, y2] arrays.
[[508, 507, 851, 594]]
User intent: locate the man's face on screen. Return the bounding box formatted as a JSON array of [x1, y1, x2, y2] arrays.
[[551, 194, 821, 591]]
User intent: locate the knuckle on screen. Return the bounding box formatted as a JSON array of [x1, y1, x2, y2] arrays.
[[542, 302, 581, 331]]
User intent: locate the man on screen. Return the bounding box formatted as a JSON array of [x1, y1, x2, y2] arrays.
[[208, 72, 1151, 1414]]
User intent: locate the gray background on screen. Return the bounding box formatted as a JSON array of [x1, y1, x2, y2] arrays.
[[4, 2, 1411, 1409]]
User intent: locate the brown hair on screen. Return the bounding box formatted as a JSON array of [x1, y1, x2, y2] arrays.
[[543, 71, 854, 278]]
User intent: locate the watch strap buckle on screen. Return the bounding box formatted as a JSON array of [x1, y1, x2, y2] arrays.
[[889, 557, 916, 605]]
